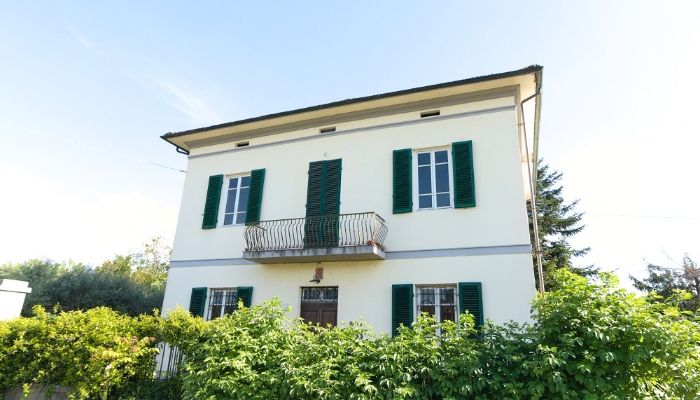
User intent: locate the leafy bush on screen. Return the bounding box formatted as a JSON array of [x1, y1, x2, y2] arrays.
[[0, 306, 158, 399], [0, 307, 203, 399], [180, 271, 700, 399], [528, 271, 700, 398], [1, 270, 698, 399]]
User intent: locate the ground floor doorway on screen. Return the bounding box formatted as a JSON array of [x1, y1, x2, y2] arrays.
[[300, 286, 338, 327]]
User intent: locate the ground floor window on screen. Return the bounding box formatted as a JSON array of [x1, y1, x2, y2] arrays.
[[207, 288, 237, 320], [300, 287, 338, 327], [416, 285, 458, 323]]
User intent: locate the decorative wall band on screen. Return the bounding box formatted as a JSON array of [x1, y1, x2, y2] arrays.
[[385, 244, 531, 259], [170, 258, 256, 268], [169, 244, 532, 268], [189, 105, 515, 160]]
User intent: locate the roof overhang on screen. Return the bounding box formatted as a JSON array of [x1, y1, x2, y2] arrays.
[[161, 65, 543, 154]]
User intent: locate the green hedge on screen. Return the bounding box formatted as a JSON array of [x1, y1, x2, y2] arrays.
[[178, 271, 700, 399], [1, 271, 698, 399], [0, 307, 204, 400]]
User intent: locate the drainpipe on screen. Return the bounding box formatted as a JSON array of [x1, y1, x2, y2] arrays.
[[520, 73, 545, 293]]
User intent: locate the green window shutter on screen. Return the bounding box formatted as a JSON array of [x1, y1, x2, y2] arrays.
[[305, 159, 342, 248], [235, 286, 253, 308], [189, 287, 207, 317], [392, 284, 414, 336], [392, 149, 413, 213], [305, 161, 325, 218], [458, 282, 483, 328], [452, 141, 476, 208], [245, 169, 266, 225], [202, 175, 224, 229], [323, 159, 342, 215]]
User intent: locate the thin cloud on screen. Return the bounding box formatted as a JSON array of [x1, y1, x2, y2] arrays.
[[62, 21, 95, 48], [156, 80, 221, 126]]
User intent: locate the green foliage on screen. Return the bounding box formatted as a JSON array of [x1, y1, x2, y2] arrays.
[[0, 260, 163, 317], [2, 272, 698, 399], [45, 265, 164, 316], [631, 254, 700, 312], [0, 306, 205, 399], [529, 270, 700, 398], [0, 307, 160, 399], [99, 236, 172, 290], [528, 161, 596, 289], [130, 237, 171, 290], [96, 255, 133, 276], [0, 238, 171, 317], [0, 259, 67, 315], [179, 273, 699, 399]]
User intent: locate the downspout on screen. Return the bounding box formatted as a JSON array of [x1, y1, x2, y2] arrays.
[[520, 71, 545, 293]]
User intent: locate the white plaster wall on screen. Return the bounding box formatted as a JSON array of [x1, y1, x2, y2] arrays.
[[161, 254, 536, 333], [171, 97, 529, 261]]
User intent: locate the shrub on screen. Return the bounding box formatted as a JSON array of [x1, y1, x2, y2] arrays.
[[0, 306, 161, 399], [1, 271, 698, 399], [180, 271, 700, 399], [526, 271, 700, 398]]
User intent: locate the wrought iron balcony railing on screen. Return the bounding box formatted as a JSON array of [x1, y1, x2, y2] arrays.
[[244, 212, 388, 253]]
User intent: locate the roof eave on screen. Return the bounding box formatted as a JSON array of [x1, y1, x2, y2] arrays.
[[161, 65, 543, 151]]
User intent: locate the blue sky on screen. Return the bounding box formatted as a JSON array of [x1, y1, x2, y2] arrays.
[[1, 1, 698, 287]]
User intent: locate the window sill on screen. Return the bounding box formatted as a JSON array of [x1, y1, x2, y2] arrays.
[[416, 206, 454, 211]]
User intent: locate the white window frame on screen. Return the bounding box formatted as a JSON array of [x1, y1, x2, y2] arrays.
[[219, 173, 251, 226], [413, 147, 453, 211], [414, 284, 459, 323], [206, 287, 238, 321]]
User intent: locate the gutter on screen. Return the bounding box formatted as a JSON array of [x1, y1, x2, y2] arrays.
[[520, 69, 545, 293]]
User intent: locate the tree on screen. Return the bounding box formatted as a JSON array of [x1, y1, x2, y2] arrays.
[[131, 237, 171, 289], [631, 255, 700, 312], [43, 265, 164, 315], [528, 161, 595, 290], [96, 254, 133, 275], [99, 237, 171, 290], [0, 259, 67, 315], [0, 238, 171, 316]]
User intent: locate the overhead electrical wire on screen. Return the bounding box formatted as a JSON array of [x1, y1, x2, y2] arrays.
[[0, 120, 186, 174]]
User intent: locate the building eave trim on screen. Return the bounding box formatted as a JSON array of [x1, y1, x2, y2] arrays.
[[188, 104, 515, 160], [161, 65, 542, 145]]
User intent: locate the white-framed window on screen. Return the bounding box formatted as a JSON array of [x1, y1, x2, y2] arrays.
[[207, 288, 237, 320], [221, 175, 251, 226], [415, 285, 458, 323], [414, 148, 453, 210]]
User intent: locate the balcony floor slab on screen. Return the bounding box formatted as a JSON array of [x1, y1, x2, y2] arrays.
[[243, 245, 385, 263]]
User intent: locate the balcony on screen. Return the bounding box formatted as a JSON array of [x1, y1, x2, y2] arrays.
[[243, 212, 388, 263]]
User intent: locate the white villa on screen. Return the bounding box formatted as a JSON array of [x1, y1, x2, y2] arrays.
[[160, 66, 543, 334]]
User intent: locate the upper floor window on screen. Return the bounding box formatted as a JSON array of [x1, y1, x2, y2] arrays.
[[415, 149, 452, 210], [222, 175, 250, 225]]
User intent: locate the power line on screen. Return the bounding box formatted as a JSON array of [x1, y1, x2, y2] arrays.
[[0, 120, 186, 174], [587, 213, 700, 221]]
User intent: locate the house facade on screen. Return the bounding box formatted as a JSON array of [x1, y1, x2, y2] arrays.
[[160, 66, 543, 334]]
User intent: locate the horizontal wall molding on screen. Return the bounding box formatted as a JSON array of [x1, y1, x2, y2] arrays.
[[189, 105, 516, 160], [169, 243, 532, 268], [385, 244, 531, 259]]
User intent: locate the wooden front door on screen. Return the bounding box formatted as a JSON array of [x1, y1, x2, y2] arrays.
[[300, 287, 338, 327]]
